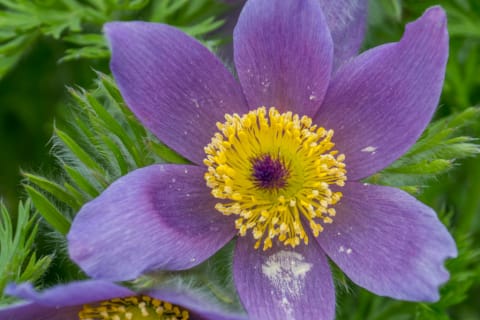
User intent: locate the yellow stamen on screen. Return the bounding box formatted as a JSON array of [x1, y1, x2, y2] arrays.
[[204, 107, 347, 250], [78, 295, 189, 320]]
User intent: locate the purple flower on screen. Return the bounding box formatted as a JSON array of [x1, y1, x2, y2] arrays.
[[68, 0, 457, 319], [0, 280, 245, 320]]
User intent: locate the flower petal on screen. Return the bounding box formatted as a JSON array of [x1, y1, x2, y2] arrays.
[[0, 303, 70, 320], [317, 182, 457, 301], [314, 6, 448, 180], [234, 0, 333, 116], [233, 237, 335, 320], [0, 281, 133, 320], [68, 164, 236, 281], [318, 0, 368, 70], [5, 281, 133, 307], [105, 22, 248, 165]]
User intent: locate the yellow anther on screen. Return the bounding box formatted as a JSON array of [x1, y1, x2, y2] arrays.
[[78, 295, 189, 320]]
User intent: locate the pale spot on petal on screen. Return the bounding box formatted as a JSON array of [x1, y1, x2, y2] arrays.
[[262, 250, 312, 319], [262, 250, 312, 297], [361, 146, 377, 153]]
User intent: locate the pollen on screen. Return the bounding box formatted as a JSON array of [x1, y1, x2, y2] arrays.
[[204, 107, 347, 250], [78, 295, 189, 320]]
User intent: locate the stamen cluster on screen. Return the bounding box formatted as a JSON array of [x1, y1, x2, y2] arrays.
[[79, 295, 189, 320], [204, 107, 346, 250]]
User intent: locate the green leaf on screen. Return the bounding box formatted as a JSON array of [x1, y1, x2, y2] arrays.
[[63, 164, 101, 198], [84, 91, 143, 166], [59, 46, 110, 63], [123, 0, 150, 11], [55, 128, 106, 175], [148, 140, 189, 164], [386, 159, 452, 175], [24, 185, 71, 235], [22, 172, 81, 210], [0, 199, 52, 302]]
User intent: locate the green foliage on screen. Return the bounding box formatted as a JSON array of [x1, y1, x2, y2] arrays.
[[24, 185, 71, 235], [0, 0, 228, 79], [0, 200, 52, 304], [367, 107, 480, 193]]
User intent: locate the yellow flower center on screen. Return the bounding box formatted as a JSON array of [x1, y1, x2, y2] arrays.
[[204, 107, 347, 250], [78, 295, 189, 320]]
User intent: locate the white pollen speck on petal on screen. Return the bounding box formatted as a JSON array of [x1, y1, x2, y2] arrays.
[[209, 225, 219, 232], [361, 146, 377, 153], [309, 95, 317, 101], [261, 79, 271, 92], [191, 98, 200, 109], [171, 178, 176, 183], [184, 168, 189, 174], [262, 250, 312, 298], [339, 246, 345, 253], [346, 248, 352, 254]]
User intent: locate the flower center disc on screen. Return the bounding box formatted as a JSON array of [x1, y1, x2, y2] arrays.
[[251, 154, 289, 190], [204, 107, 347, 250], [78, 295, 189, 319]]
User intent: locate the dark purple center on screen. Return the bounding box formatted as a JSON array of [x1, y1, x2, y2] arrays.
[[251, 155, 289, 190]]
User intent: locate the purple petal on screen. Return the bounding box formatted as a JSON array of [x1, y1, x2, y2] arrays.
[[314, 6, 448, 180], [105, 22, 248, 165], [148, 288, 246, 320], [68, 164, 236, 281], [234, 0, 333, 116], [318, 182, 457, 301], [0, 281, 133, 320], [5, 281, 133, 307], [0, 303, 73, 320], [233, 237, 335, 320], [318, 0, 368, 70]]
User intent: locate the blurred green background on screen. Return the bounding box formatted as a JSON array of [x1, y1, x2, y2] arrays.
[[0, 0, 479, 319]]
